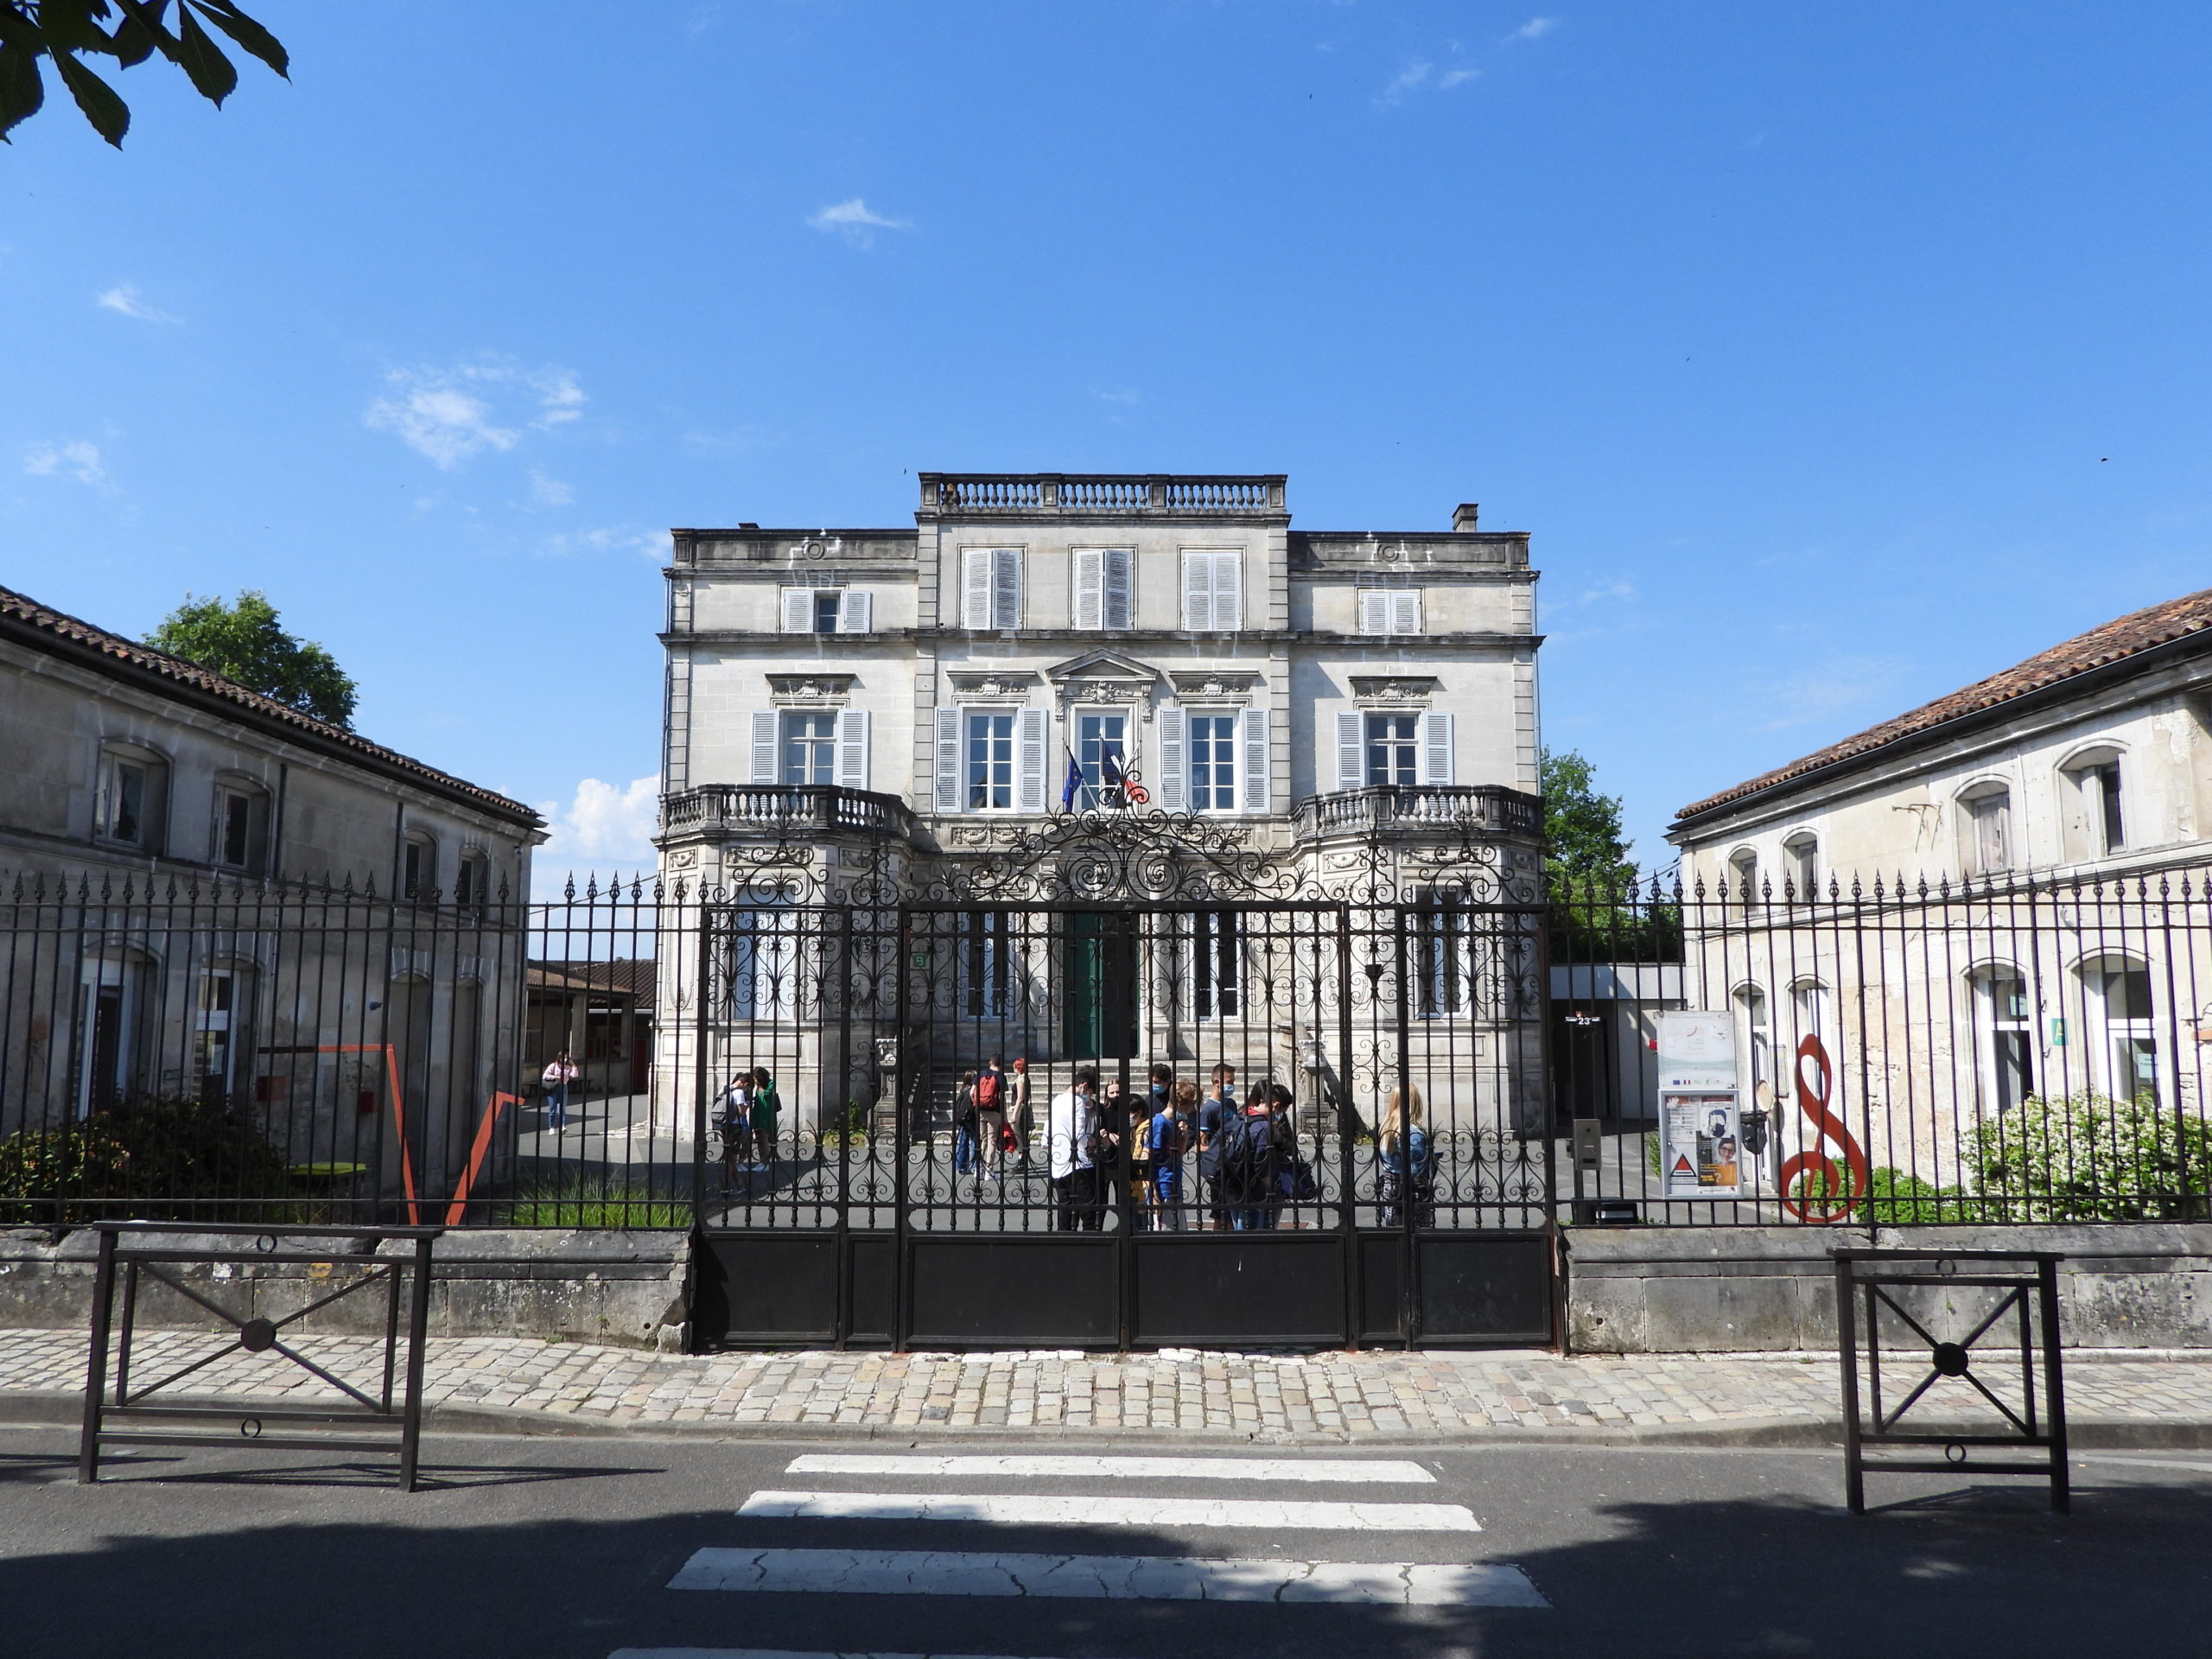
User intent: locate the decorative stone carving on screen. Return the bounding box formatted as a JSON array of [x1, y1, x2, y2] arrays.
[[1169, 671, 1261, 705], [1350, 675, 1440, 707], [949, 671, 1039, 702], [668, 848, 698, 869], [768, 674, 857, 705]]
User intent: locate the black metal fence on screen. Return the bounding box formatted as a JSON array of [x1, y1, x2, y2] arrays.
[[5, 855, 2209, 1234]]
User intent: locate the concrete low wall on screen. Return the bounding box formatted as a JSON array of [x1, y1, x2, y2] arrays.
[[1565, 1224, 2212, 1353], [0, 1229, 689, 1348]]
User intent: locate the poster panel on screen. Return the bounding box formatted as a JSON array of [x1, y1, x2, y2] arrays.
[[1656, 1010, 1742, 1199]]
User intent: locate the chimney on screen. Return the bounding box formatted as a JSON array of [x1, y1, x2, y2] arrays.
[[1452, 503, 1480, 533]]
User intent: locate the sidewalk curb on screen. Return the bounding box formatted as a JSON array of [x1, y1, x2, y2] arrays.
[[6, 1390, 2211, 1450]]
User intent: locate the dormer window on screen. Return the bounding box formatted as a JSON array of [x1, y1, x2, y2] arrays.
[[1357, 589, 1421, 635]]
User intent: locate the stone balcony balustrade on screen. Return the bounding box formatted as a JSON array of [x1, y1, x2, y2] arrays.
[[659, 784, 917, 842], [1291, 784, 1543, 843]]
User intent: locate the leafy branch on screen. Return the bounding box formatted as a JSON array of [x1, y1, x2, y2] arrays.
[[1, 1, 287, 148]]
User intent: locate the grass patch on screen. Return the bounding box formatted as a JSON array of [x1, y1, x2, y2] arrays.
[[501, 1177, 691, 1230]]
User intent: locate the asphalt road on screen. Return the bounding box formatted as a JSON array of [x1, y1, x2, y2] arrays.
[[3, 1425, 2209, 1659]]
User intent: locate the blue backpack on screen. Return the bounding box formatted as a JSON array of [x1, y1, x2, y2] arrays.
[[1221, 1110, 1277, 1200]]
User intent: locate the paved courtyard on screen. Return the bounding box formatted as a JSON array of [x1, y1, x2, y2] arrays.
[[4, 1326, 2209, 1441]]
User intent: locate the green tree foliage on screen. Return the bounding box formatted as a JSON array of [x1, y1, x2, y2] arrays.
[[0, 1, 287, 149], [146, 590, 359, 728], [1540, 747, 1637, 893], [1967, 1091, 2212, 1222]]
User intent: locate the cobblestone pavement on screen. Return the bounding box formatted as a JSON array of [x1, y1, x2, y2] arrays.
[[4, 1327, 2210, 1440]]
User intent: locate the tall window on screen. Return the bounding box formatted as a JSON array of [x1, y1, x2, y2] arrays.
[[1356, 589, 1421, 635], [1415, 897, 1469, 1017], [1075, 712, 1128, 809], [1789, 979, 1832, 1089], [2063, 751, 2126, 857], [1072, 548, 1134, 630], [212, 783, 267, 874], [1960, 783, 2013, 874], [1189, 714, 1238, 811], [402, 834, 436, 901], [1179, 550, 1243, 631], [1728, 848, 1760, 913], [1364, 714, 1419, 786], [781, 712, 837, 785], [1783, 833, 1819, 900], [1972, 969, 2035, 1112], [781, 588, 871, 632], [455, 852, 489, 914], [1736, 985, 1770, 1096], [2089, 961, 2158, 1103], [961, 549, 1024, 629], [194, 969, 238, 1106], [1192, 911, 1242, 1019], [95, 747, 162, 849], [959, 910, 1011, 1018], [965, 711, 1015, 809]]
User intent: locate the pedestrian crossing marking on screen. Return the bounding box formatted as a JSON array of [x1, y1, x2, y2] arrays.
[[670, 1547, 1548, 1606], [785, 1453, 1437, 1484], [739, 1491, 1478, 1531]]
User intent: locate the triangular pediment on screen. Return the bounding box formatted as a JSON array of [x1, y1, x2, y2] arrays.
[[1043, 647, 1160, 685]]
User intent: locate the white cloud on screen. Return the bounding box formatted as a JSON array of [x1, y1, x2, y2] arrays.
[[96, 283, 178, 323], [1438, 66, 1481, 88], [22, 440, 106, 486], [1758, 655, 1906, 732], [1575, 578, 1637, 605], [538, 524, 665, 561], [365, 361, 587, 470], [530, 468, 575, 508], [806, 197, 915, 248], [1096, 389, 1141, 405], [1379, 60, 1432, 105], [537, 774, 659, 884], [1505, 16, 1559, 42]]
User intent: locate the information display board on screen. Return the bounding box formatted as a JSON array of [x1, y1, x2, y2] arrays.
[[1656, 1010, 1742, 1199]]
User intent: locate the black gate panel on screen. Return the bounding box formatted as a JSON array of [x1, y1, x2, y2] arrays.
[[702, 1234, 842, 1346], [1133, 1234, 1345, 1346], [1356, 1232, 1407, 1345], [1414, 1232, 1554, 1345], [906, 1236, 1119, 1347], [849, 1233, 897, 1345]]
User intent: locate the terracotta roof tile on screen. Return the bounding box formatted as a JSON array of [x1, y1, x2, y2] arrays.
[[1673, 586, 2212, 826], [0, 583, 539, 823]]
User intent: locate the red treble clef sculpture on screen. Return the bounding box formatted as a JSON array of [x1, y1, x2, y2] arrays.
[[1776, 1033, 1869, 1224]]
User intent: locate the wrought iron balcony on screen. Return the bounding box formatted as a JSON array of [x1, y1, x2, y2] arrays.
[[918, 473, 1287, 515], [1292, 784, 1543, 842], [659, 784, 917, 842]]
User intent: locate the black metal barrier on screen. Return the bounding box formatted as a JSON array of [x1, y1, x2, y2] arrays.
[[1833, 1248, 2069, 1514], [78, 1221, 441, 1491]]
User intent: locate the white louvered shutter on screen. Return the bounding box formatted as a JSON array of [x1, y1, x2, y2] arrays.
[[961, 550, 992, 628], [1181, 553, 1210, 631], [836, 709, 870, 791], [750, 711, 779, 785], [934, 707, 962, 810], [781, 588, 812, 633], [992, 549, 1023, 629], [1157, 708, 1187, 810], [1392, 591, 1421, 635], [1103, 548, 1133, 629], [1419, 710, 1455, 785], [1336, 710, 1364, 791], [1211, 553, 1243, 631], [1240, 708, 1271, 814], [1072, 550, 1103, 630], [1015, 709, 1047, 812], [1358, 590, 1388, 635], [836, 590, 872, 632]]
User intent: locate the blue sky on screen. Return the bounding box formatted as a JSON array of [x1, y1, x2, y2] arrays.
[[5, 2, 2209, 884]]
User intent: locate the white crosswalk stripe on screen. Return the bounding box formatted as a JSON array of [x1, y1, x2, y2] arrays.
[[738, 1490, 1480, 1531], [669, 1547, 1548, 1605], [785, 1453, 1437, 1484]]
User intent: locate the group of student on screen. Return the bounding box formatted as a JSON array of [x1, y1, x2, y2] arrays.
[[714, 1067, 783, 1185], [949, 1055, 1033, 1179]]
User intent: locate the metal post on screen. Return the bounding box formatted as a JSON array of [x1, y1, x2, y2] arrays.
[[76, 1228, 118, 1484], [1335, 902, 1361, 1348], [1834, 1254, 1865, 1514], [892, 906, 912, 1352], [397, 1235, 435, 1493], [2038, 1256, 2070, 1514], [1392, 906, 1417, 1349], [835, 903, 855, 1349]]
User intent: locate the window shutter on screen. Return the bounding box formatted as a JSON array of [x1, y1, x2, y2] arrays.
[[780, 588, 812, 633], [836, 709, 870, 792], [1240, 708, 1271, 814], [991, 548, 1022, 629], [1103, 548, 1133, 629], [933, 707, 962, 811], [836, 590, 872, 632], [961, 550, 991, 628], [1419, 711, 1455, 785], [1336, 710, 1363, 792], [1015, 708, 1047, 812], [750, 710, 779, 785], [1212, 553, 1243, 630], [1358, 590, 1387, 635], [1393, 591, 1421, 635], [1072, 549, 1103, 630], [1157, 708, 1187, 811], [1181, 552, 1210, 631]]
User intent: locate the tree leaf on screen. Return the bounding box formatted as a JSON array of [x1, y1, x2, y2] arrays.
[[0, 43, 48, 142], [51, 48, 129, 145], [188, 0, 285, 78], [109, 1, 174, 68], [170, 3, 234, 104]]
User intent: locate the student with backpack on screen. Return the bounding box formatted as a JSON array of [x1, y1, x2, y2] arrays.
[[974, 1055, 1008, 1181], [1195, 1062, 1237, 1230], [951, 1070, 979, 1176], [715, 1071, 753, 1191], [1377, 1082, 1433, 1228], [748, 1066, 781, 1169], [1222, 1082, 1282, 1231], [1146, 1081, 1191, 1230]]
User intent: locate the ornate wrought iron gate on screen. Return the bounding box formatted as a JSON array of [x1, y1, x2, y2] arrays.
[[688, 877, 1558, 1351]]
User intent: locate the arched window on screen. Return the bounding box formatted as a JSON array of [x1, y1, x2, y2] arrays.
[[454, 850, 490, 916], [1727, 847, 1760, 914], [211, 777, 270, 874], [1967, 965, 2035, 1111], [2059, 746, 2126, 860], [95, 742, 168, 852], [1734, 984, 1771, 1096], [2080, 954, 2158, 1103], [402, 832, 438, 902], [1783, 832, 1819, 901], [1956, 781, 2013, 875], [1788, 978, 1832, 1091]]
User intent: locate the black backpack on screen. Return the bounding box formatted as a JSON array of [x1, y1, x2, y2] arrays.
[[1221, 1110, 1276, 1201]]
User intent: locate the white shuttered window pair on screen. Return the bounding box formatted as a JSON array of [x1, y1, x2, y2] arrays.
[[1179, 551, 1243, 631], [1333, 710, 1455, 791], [748, 709, 870, 789], [961, 549, 1024, 629], [1356, 588, 1421, 635], [1156, 708, 1269, 814], [780, 588, 873, 633], [933, 707, 1047, 810], [1071, 548, 1135, 629]]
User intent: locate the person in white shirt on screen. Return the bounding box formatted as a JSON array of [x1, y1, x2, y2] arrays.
[[1046, 1067, 1103, 1231], [541, 1051, 579, 1132]]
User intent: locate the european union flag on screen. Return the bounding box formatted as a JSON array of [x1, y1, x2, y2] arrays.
[[1061, 753, 1084, 810]]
